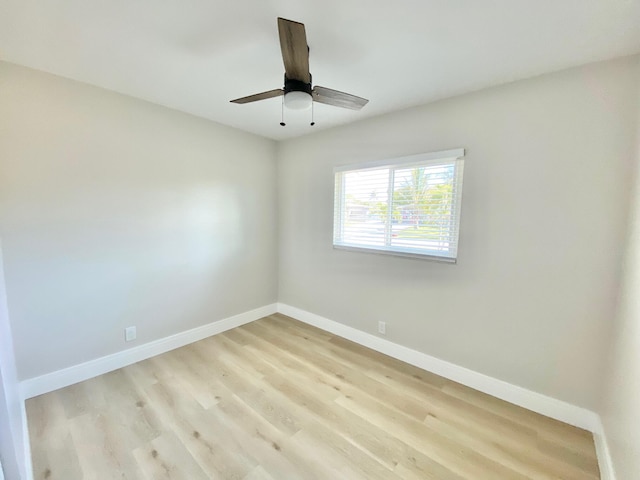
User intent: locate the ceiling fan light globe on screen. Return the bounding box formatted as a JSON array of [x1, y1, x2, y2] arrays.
[[284, 91, 312, 110]]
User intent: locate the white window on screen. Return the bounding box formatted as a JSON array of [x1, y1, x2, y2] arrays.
[[333, 149, 465, 262]]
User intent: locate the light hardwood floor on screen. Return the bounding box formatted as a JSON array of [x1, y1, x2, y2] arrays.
[[26, 314, 600, 479]]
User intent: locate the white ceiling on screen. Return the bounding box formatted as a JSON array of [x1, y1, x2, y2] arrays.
[[1, 0, 639, 140]]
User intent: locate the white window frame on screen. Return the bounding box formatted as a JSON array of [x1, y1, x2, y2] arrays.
[[333, 148, 465, 263]]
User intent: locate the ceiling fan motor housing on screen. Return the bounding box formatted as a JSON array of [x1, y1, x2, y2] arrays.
[[284, 75, 312, 96]]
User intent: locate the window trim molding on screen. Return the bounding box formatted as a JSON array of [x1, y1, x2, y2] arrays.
[[333, 244, 458, 263], [333, 148, 465, 173], [333, 148, 466, 262]]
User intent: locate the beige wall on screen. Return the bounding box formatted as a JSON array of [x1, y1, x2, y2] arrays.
[[600, 68, 640, 479], [0, 62, 278, 380], [277, 56, 640, 410]]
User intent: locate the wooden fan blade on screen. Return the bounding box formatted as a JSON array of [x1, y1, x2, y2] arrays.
[[312, 86, 369, 110], [278, 18, 311, 84], [230, 89, 284, 104]]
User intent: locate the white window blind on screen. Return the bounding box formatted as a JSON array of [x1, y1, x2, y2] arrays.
[[333, 149, 465, 262]]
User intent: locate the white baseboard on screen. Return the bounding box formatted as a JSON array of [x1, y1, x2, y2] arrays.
[[277, 303, 601, 433], [20, 303, 277, 399], [593, 417, 617, 480]]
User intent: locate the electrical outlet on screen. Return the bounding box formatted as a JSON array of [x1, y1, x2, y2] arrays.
[[378, 321, 386, 335], [125, 326, 137, 342]]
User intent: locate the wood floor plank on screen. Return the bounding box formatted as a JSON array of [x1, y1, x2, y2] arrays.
[[141, 380, 256, 479], [243, 465, 276, 480], [132, 431, 209, 480], [258, 366, 464, 479], [441, 382, 597, 454], [26, 314, 601, 479], [334, 388, 531, 480], [56, 377, 106, 420], [27, 392, 83, 480], [68, 412, 145, 480], [208, 395, 322, 480]]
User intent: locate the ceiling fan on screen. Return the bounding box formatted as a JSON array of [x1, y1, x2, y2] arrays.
[[230, 18, 368, 119]]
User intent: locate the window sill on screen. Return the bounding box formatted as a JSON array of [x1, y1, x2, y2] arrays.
[[333, 244, 457, 264]]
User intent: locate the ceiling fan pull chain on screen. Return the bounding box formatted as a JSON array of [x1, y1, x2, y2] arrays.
[[310, 101, 315, 126], [280, 96, 286, 126]]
